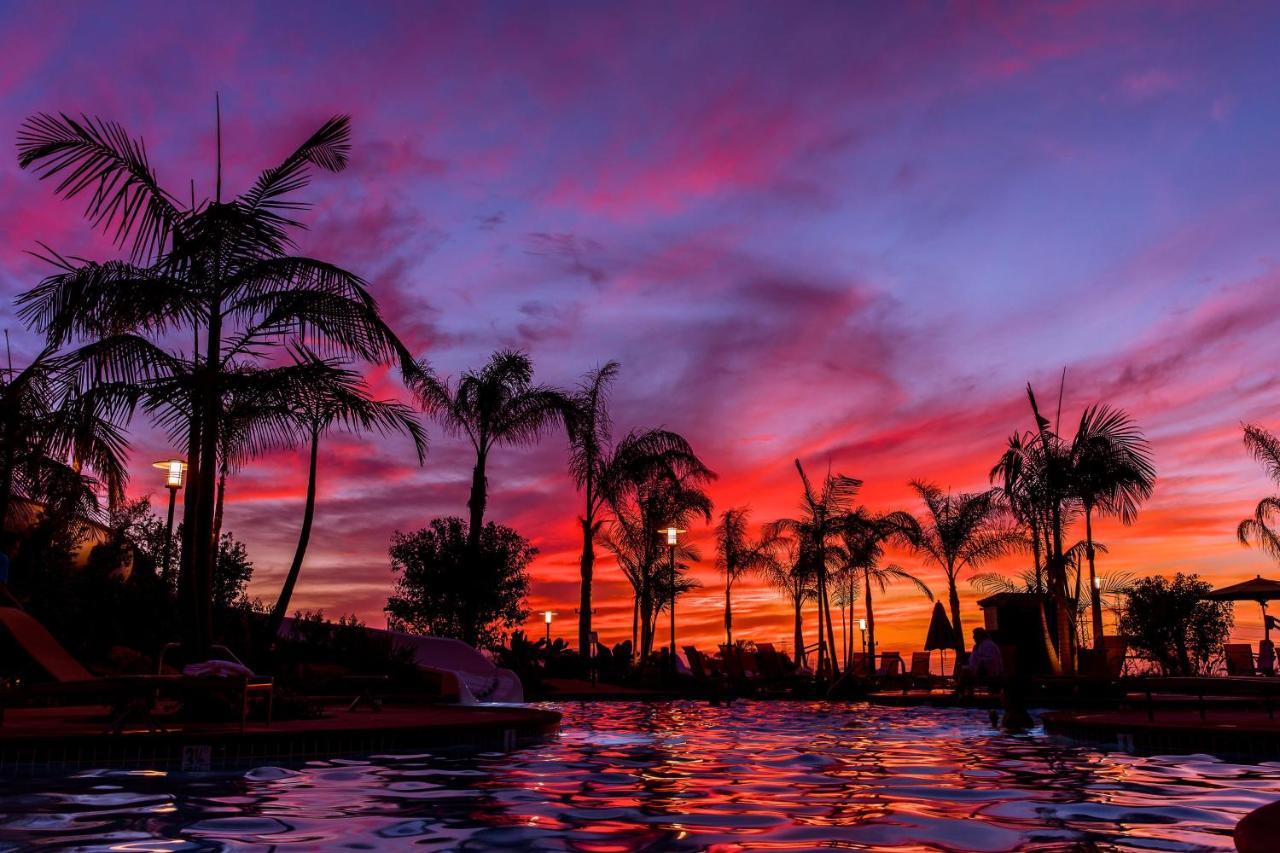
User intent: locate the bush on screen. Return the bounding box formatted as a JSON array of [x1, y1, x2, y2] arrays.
[[1119, 573, 1233, 676], [386, 517, 534, 649]]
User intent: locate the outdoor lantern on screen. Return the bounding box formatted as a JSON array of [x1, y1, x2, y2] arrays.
[[1092, 575, 1102, 591], [660, 526, 684, 545], [544, 610, 554, 625], [858, 618, 867, 632], [152, 458, 186, 490]]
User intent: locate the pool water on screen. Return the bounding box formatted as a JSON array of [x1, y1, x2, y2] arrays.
[[2, 700, 1279, 851]]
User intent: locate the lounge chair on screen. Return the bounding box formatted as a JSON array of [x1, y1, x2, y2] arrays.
[[0, 607, 272, 731], [904, 652, 935, 691], [1226, 643, 1257, 677], [877, 651, 904, 678], [683, 646, 709, 681], [754, 643, 789, 680]]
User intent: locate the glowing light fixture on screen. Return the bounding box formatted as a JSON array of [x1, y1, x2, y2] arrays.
[[857, 618, 867, 631], [659, 526, 685, 545], [152, 458, 187, 490]]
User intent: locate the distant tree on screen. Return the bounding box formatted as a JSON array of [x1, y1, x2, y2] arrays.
[[768, 460, 861, 679], [838, 510, 931, 665], [414, 350, 569, 563], [565, 360, 707, 657], [386, 517, 534, 648], [212, 532, 255, 611], [1119, 574, 1232, 676], [714, 507, 778, 647], [896, 482, 1020, 653], [762, 537, 815, 668]]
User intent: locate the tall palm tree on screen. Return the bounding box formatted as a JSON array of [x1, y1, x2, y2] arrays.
[[1238, 424, 1280, 560], [604, 454, 713, 659], [565, 362, 708, 657], [839, 510, 931, 664], [762, 537, 816, 667], [416, 349, 569, 560], [265, 353, 426, 639], [1069, 404, 1154, 648], [714, 507, 778, 647], [898, 482, 1021, 653], [768, 460, 860, 679], [18, 110, 418, 651]]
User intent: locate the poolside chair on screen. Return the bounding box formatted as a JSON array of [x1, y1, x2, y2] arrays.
[[905, 652, 935, 691], [683, 646, 709, 681], [877, 652, 903, 678], [1225, 643, 1257, 677], [849, 652, 871, 677], [0, 607, 273, 732]]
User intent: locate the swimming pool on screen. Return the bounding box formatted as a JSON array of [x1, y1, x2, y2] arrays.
[[1, 700, 1278, 850]]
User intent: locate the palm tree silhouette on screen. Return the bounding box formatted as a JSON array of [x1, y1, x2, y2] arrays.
[[714, 507, 778, 647], [415, 349, 569, 561], [566, 361, 707, 657], [762, 537, 815, 668], [0, 346, 128, 531], [1238, 424, 1280, 560], [768, 459, 861, 679], [604, 453, 713, 659], [266, 352, 426, 638], [17, 109, 417, 650], [1069, 404, 1154, 648], [839, 510, 931, 666], [898, 482, 1020, 653]]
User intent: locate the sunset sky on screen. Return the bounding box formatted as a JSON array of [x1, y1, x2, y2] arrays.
[[2, 1, 1279, 655]]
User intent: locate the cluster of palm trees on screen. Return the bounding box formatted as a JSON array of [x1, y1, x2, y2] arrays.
[[2, 106, 1162, 675], [5, 107, 718, 659]]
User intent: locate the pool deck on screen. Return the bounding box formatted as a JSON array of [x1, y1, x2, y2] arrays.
[[0, 702, 560, 776], [1042, 707, 1280, 761]]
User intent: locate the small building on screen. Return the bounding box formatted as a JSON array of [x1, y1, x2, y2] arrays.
[[976, 592, 1058, 677]]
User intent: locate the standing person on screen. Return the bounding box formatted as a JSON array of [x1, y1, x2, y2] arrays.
[[958, 627, 1003, 697]]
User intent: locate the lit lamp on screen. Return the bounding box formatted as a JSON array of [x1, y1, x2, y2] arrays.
[[1090, 573, 1104, 650], [543, 610, 555, 645], [659, 526, 684, 676], [858, 618, 868, 673], [152, 458, 186, 576]]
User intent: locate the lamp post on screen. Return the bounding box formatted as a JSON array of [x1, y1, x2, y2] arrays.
[[660, 526, 683, 677], [152, 458, 186, 578], [858, 617, 867, 675], [1090, 574, 1104, 650], [543, 610, 555, 645]]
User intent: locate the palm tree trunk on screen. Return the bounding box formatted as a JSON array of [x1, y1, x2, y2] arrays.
[[467, 450, 487, 559], [793, 594, 805, 667], [724, 572, 733, 647], [821, 574, 840, 679], [631, 594, 639, 662], [212, 461, 227, 545], [947, 566, 965, 654], [267, 426, 320, 641], [1085, 505, 1104, 650], [815, 568, 826, 676], [188, 303, 224, 656], [578, 513, 594, 658], [864, 569, 876, 667], [640, 576, 653, 659]]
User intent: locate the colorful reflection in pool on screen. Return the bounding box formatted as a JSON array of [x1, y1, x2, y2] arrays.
[[2, 701, 1279, 850]]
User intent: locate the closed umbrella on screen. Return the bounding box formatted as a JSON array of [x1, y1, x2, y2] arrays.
[[923, 601, 957, 677], [1205, 575, 1280, 641]]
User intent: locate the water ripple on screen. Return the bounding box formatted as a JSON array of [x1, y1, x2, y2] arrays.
[[0, 701, 1278, 850]]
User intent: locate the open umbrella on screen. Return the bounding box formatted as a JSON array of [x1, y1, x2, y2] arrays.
[[1205, 575, 1280, 641], [923, 601, 957, 677]]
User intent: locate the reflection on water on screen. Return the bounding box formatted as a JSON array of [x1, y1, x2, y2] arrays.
[[1, 701, 1279, 850]]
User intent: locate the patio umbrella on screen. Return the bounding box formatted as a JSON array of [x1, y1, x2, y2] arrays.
[[923, 602, 957, 677], [1205, 575, 1280, 641]]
